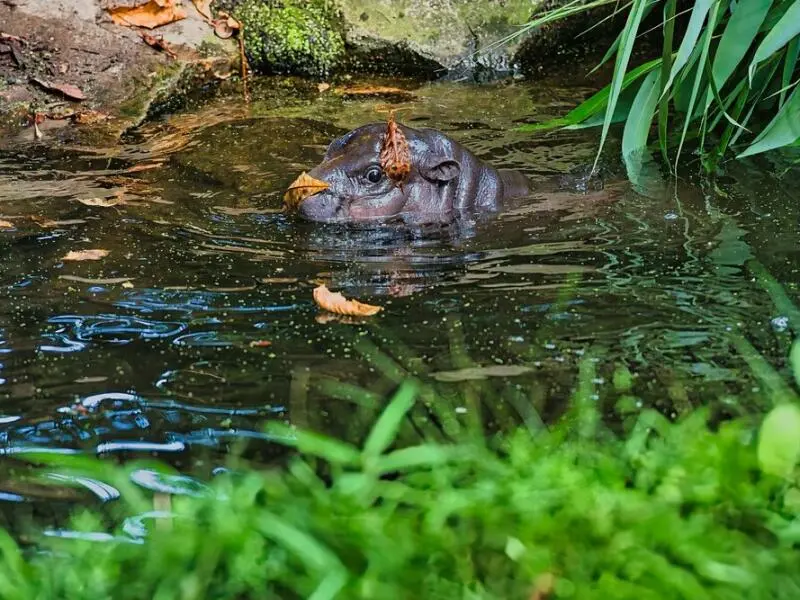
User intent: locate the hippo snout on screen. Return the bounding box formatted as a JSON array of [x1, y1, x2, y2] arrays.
[[298, 191, 341, 221]]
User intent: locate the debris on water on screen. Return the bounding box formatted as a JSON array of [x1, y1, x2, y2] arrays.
[[771, 316, 789, 332], [130, 469, 213, 497], [61, 249, 110, 261], [664, 212, 679, 220], [313, 284, 382, 317]]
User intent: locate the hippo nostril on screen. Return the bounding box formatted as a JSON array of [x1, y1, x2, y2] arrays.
[[298, 192, 341, 222]]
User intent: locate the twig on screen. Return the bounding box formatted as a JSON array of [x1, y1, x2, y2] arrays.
[[238, 28, 250, 103], [0, 32, 26, 45]]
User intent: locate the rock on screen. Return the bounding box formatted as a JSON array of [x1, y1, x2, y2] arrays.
[[234, 0, 345, 77], [0, 0, 238, 145], [231, 0, 618, 79], [337, 0, 542, 75]]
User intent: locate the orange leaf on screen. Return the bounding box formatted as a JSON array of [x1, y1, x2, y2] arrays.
[[192, 0, 213, 20], [108, 0, 187, 29], [379, 112, 411, 187], [0, 219, 15, 229], [62, 249, 110, 261], [284, 171, 329, 210], [249, 340, 272, 348], [313, 284, 382, 317]]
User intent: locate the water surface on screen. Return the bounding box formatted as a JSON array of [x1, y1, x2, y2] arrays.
[[1, 76, 799, 508]]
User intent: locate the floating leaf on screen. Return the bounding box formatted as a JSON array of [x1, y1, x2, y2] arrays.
[[431, 365, 533, 382], [758, 403, 800, 479], [108, 0, 187, 28], [379, 112, 411, 187], [77, 195, 124, 208], [30, 78, 85, 101], [59, 275, 132, 284], [283, 171, 329, 210], [312, 284, 382, 317], [249, 340, 272, 348], [62, 249, 110, 262]]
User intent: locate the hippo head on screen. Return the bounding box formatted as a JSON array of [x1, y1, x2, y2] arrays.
[[290, 123, 477, 224]]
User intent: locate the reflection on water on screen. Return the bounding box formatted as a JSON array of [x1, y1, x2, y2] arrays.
[[0, 77, 799, 509]]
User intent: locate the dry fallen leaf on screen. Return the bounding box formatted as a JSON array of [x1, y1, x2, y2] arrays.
[[284, 171, 329, 210], [108, 0, 187, 28], [139, 31, 177, 58], [192, 0, 213, 20], [431, 365, 533, 383], [313, 284, 382, 317], [317, 82, 331, 93], [59, 275, 132, 284], [0, 219, 15, 229], [62, 249, 110, 261], [72, 110, 112, 124], [30, 77, 86, 101], [380, 111, 411, 187], [77, 195, 124, 208], [338, 85, 415, 98]]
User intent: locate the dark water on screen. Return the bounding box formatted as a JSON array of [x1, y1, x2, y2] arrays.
[[1, 77, 799, 510]]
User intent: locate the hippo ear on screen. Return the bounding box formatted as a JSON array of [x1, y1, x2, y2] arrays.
[[420, 158, 461, 183]]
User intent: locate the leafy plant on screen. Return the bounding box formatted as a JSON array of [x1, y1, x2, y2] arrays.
[[507, 0, 800, 182]]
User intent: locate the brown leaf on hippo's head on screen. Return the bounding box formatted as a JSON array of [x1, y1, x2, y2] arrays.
[[283, 171, 329, 210], [379, 111, 411, 188]]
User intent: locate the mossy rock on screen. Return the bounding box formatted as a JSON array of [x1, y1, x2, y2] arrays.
[[234, 0, 345, 77]]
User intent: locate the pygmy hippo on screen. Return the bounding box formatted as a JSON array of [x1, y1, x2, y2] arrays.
[[288, 122, 531, 224]]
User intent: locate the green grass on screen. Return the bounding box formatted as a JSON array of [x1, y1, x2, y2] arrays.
[[1, 335, 800, 599], [506, 0, 800, 183]]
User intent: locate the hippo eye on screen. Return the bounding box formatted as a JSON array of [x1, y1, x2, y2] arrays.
[[365, 166, 383, 184]]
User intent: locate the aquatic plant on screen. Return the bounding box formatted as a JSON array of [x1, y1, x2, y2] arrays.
[[506, 0, 800, 181], [1, 335, 799, 599], [234, 0, 344, 77]]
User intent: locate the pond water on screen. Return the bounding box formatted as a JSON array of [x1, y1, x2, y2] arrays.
[[0, 75, 799, 510]]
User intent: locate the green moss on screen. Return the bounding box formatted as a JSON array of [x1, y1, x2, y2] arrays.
[[234, 0, 344, 77]]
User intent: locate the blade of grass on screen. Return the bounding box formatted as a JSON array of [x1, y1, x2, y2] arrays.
[[623, 69, 661, 185], [748, 0, 800, 83], [730, 54, 784, 145], [675, 1, 720, 170], [703, 0, 773, 112], [658, 0, 677, 166], [730, 335, 799, 405], [517, 57, 662, 132], [737, 83, 800, 157], [362, 380, 418, 459], [780, 37, 800, 106], [660, 0, 715, 99], [592, 0, 650, 173]]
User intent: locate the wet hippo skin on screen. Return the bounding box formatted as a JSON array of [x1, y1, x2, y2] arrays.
[[296, 123, 532, 224]]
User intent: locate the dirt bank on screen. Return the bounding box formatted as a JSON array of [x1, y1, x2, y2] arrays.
[[0, 0, 238, 145]]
